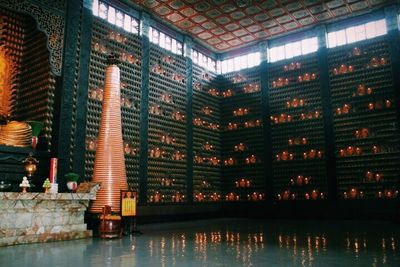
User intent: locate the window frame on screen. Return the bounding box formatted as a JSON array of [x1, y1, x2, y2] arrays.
[[326, 19, 387, 49], [93, 0, 139, 34], [220, 52, 261, 74], [268, 37, 318, 63]]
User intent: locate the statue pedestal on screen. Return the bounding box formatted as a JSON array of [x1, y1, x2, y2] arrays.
[[0, 192, 97, 246]]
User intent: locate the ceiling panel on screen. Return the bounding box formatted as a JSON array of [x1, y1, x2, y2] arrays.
[[132, 0, 393, 52]]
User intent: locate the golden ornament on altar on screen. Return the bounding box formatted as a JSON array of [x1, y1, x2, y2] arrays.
[[0, 121, 32, 147], [0, 46, 17, 118]]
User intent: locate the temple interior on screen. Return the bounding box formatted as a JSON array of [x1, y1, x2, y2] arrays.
[[0, 0, 400, 266]]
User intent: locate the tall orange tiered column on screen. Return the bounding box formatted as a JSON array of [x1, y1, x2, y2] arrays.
[[89, 54, 127, 213]]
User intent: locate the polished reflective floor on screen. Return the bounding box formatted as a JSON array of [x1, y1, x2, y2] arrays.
[[1, 218, 400, 267]]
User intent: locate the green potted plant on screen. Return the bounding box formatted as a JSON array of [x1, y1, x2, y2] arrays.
[[65, 172, 79, 191], [42, 178, 51, 193]]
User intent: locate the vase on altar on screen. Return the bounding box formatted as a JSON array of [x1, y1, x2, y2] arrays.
[[26, 121, 43, 149]]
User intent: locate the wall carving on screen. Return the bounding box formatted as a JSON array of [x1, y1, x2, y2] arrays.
[[0, 0, 65, 75], [34, 0, 65, 11]]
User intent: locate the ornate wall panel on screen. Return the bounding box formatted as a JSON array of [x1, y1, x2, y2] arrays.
[[0, 0, 65, 75], [0, 7, 55, 147]]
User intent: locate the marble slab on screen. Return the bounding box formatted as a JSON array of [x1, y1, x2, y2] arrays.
[[0, 192, 97, 200], [0, 192, 98, 246]]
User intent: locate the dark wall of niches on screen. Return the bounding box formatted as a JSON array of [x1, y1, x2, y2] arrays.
[[82, 16, 224, 206], [192, 64, 222, 202], [147, 43, 188, 203], [220, 33, 400, 204], [80, 16, 400, 214], [220, 69, 266, 201], [327, 38, 400, 199], [85, 18, 142, 192], [267, 54, 328, 200], [1, 1, 399, 219]]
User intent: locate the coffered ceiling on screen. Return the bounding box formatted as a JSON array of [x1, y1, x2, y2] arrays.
[[132, 0, 393, 52]]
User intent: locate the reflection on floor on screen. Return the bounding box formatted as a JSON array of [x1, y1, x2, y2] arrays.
[[1, 218, 399, 267]]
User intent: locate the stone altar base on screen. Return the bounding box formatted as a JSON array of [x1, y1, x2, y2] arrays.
[[0, 192, 97, 246]]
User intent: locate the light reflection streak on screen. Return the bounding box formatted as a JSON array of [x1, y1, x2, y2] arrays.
[[308, 235, 314, 266], [181, 234, 186, 255], [293, 235, 297, 257], [160, 237, 166, 267], [137, 224, 397, 267], [148, 240, 153, 257], [354, 238, 359, 257], [391, 237, 396, 251], [3, 220, 399, 267]]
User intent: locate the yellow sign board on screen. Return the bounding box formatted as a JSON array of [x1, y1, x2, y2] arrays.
[[121, 191, 137, 217]]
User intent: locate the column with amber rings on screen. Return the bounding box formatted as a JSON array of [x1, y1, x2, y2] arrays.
[[89, 53, 128, 213]]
